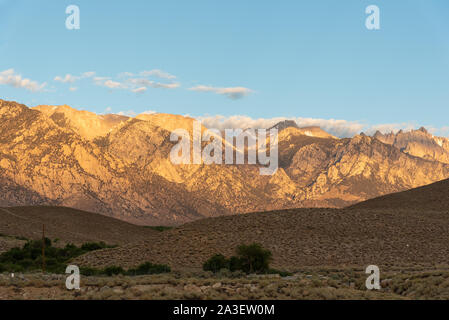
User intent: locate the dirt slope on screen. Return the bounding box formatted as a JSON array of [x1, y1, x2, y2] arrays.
[[74, 207, 449, 271], [350, 178, 449, 211], [0, 206, 157, 245]]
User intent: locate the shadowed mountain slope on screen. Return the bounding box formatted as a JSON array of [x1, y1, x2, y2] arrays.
[[350, 178, 449, 212], [0, 206, 158, 245]]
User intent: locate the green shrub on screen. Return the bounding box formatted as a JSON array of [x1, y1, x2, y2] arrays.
[[203, 254, 229, 273], [202, 243, 288, 276], [89, 262, 171, 276], [268, 268, 293, 277], [0, 238, 171, 277], [103, 266, 125, 276], [229, 256, 243, 272], [80, 267, 101, 276], [0, 239, 116, 274], [144, 226, 173, 232], [127, 262, 171, 275], [81, 242, 107, 251]]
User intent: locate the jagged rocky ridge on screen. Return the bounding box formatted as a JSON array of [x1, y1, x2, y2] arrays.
[[1, 99, 449, 225]]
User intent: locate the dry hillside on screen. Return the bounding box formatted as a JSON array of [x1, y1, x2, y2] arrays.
[[0, 206, 158, 246], [350, 178, 449, 212], [74, 178, 449, 271], [74, 207, 449, 271]]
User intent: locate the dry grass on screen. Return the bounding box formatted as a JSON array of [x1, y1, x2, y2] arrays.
[[1, 266, 449, 300]]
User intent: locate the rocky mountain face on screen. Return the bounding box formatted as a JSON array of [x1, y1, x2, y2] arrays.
[[1, 99, 449, 225], [33, 105, 130, 140], [373, 128, 449, 164]]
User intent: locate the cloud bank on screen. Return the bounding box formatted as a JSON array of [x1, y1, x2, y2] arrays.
[[195, 115, 432, 138], [93, 69, 180, 93], [54, 71, 95, 83], [189, 85, 253, 100], [0, 69, 47, 92]]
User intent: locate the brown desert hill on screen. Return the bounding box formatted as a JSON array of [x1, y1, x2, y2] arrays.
[[74, 174, 449, 272], [349, 178, 449, 212], [0, 206, 158, 246], [74, 205, 449, 272]]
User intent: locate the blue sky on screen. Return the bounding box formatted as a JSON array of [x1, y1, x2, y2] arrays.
[[1, 0, 449, 136]]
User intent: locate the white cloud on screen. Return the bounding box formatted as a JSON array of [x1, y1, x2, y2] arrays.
[[119, 69, 177, 80], [54, 74, 78, 83], [436, 127, 449, 136], [368, 123, 417, 135], [117, 110, 137, 117], [81, 71, 95, 78], [118, 72, 134, 78], [140, 69, 176, 80], [69, 87, 78, 92], [93, 71, 180, 93], [127, 78, 180, 89], [127, 78, 152, 87], [105, 109, 156, 117], [54, 71, 96, 84], [93, 76, 110, 82], [0, 69, 47, 92], [132, 87, 147, 93], [189, 85, 253, 100], [141, 110, 157, 115], [195, 115, 423, 138], [151, 82, 180, 89], [102, 80, 127, 89]]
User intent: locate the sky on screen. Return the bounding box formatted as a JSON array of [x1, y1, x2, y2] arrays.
[[0, 0, 449, 137]]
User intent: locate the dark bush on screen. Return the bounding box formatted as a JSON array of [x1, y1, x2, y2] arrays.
[[228, 256, 242, 272], [103, 266, 125, 276], [0, 238, 171, 277], [145, 226, 173, 232], [81, 242, 106, 251], [127, 262, 171, 275], [203, 243, 278, 275], [203, 254, 230, 273], [0, 239, 117, 274], [237, 243, 272, 274], [80, 267, 101, 276], [268, 268, 293, 277]]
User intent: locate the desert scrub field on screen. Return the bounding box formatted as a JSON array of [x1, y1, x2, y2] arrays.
[[1, 266, 449, 300]]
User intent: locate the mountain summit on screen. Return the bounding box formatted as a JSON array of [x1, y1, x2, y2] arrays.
[[373, 128, 449, 164], [269, 120, 299, 131]]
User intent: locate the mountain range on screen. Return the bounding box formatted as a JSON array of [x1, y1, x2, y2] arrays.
[[1, 98, 449, 225]]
